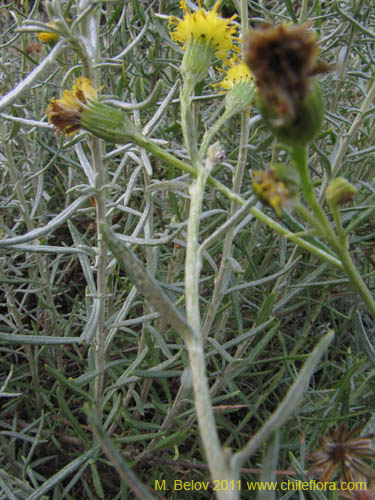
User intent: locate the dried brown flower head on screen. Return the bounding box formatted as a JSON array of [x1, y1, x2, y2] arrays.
[[308, 424, 375, 484], [46, 77, 99, 136], [245, 22, 330, 124]]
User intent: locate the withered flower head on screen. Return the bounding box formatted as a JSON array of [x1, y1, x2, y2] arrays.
[[46, 77, 99, 135], [338, 474, 375, 500], [245, 22, 330, 146], [308, 424, 375, 484], [252, 169, 291, 216]]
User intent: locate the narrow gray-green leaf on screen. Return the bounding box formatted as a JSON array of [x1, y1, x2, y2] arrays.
[[26, 446, 99, 500], [0, 244, 93, 255], [0, 40, 65, 112], [231, 330, 334, 471], [100, 223, 192, 340], [0, 193, 93, 247], [0, 474, 18, 500], [68, 221, 97, 293], [80, 298, 101, 343], [86, 406, 157, 500], [0, 333, 79, 345]]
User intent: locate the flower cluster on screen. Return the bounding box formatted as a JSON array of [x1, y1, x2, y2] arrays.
[[46, 77, 99, 135]]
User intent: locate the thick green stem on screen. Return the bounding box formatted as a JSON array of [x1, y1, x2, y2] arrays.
[[333, 243, 375, 318], [291, 146, 334, 238], [180, 82, 201, 169], [185, 170, 207, 336]]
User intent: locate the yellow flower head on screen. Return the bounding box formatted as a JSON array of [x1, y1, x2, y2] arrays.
[[37, 24, 59, 44], [214, 57, 254, 91], [46, 77, 99, 135], [168, 0, 239, 63], [253, 170, 290, 216]]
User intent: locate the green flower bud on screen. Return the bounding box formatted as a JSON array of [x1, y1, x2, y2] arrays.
[[46, 78, 141, 143], [325, 177, 357, 207]]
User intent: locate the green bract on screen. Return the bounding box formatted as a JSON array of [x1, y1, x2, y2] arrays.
[[258, 82, 325, 148]]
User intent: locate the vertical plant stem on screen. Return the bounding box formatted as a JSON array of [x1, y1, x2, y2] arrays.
[[180, 74, 238, 496], [185, 169, 207, 336], [91, 137, 108, 420], [180, 82, 201, 169], [299, 0, 309, 21], [78, 2, 108, 421], [185, 168, 238, 498], [240, 0, 248, 37], [291, 147, 331, 232]]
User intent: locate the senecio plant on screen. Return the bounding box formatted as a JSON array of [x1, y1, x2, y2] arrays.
[[1, 0, 375, 499]]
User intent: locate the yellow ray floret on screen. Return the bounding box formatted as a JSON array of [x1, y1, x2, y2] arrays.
[[214, 57, 254, 91], [168, 0, 239, 62], [37, 24, 59, 44], [46, 77, 99, 135]]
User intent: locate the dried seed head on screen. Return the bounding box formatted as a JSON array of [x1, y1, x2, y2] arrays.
[[308, 424, 375, 484], [245, 22, 331, 146], [245, 22, 329, 122]]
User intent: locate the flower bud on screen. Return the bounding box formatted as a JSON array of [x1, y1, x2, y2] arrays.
[[213, 58, 256, 115], [47, 78, 145, 144], [325, 177, 356, 207]]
